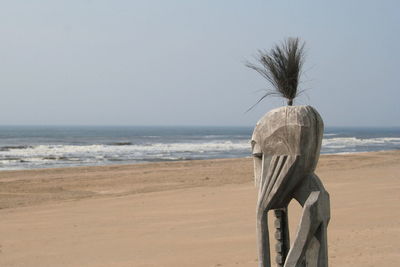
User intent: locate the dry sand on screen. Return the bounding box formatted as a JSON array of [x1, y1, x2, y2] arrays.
[[0, 150, 399, 266]]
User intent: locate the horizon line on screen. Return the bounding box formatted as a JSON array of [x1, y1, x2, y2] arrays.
[[0, 124, 399, 128]]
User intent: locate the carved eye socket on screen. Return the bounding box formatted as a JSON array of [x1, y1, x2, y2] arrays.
[[253, 152, 262, 159], [251, 140, 263, 158]]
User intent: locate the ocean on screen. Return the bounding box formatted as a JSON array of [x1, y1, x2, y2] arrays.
[[0, 126, 399, 170]]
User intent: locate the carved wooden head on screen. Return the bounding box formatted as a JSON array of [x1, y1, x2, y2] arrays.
[[252, 105, 324, 184]]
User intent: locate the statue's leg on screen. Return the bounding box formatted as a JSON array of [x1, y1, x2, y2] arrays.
[[257, 208, 271, 267], [315, 221, 329, 266], [274, 208, 290, 267], [284, 191, 329, 267]]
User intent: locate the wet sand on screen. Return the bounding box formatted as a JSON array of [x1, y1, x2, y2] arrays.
[[1, 150, 399, 266]]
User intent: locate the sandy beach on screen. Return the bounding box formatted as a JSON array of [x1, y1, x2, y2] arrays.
[[0, 150, 399, 266]]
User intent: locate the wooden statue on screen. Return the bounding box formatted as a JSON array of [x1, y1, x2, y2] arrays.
[[246, 38, 330, 266]]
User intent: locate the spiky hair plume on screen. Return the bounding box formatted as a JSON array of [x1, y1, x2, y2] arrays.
[[246, 37, 305, 110]]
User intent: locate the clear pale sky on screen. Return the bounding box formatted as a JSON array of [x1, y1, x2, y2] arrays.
[[1, 1, 399, 126]]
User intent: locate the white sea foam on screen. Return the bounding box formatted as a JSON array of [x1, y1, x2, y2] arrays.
[[321, 137, 400, 155], [31, 141, 244, 153], [323, 137, 400, 147], [0, 140, 251, 169], [2, 137, 399, 162]]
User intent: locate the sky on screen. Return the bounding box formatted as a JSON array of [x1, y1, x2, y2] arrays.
[[0, 1, 399, 127]]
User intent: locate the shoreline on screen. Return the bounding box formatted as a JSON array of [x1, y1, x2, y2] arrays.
[[1, 148, 399, 173]]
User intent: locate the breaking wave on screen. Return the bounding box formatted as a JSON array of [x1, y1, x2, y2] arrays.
[[322, 137, 400, 153], [0, 141, 250, 170]]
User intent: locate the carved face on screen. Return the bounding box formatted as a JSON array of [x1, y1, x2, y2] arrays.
[[251, 106, 323, 190]]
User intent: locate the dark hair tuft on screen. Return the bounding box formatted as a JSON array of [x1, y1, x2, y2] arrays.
[[246, 37, 305, 110]]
